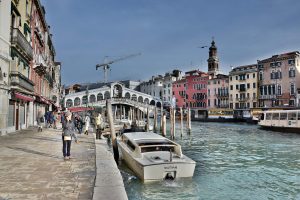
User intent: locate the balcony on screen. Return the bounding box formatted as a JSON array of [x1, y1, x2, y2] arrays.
[[259, 95, 276, 100], [11, 28, 33, 60], [10, 61, 34, 92], [215, 93, 229, 98]]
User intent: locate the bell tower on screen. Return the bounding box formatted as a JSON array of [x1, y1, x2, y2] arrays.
[[207, 38, 219, 76]]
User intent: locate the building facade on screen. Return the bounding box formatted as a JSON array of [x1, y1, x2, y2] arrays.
[[140, 75, 163, 100], [172, 78, 186, 108], [8, 0, 35, 132], [0, 0, 12, 134], [185, 70, 208, 110], [207, 74, 229, 109], [258, 51, 300, 108], [229, 64, 258, 109]]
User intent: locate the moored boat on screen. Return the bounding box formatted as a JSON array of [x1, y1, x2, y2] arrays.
[[258, 109, 300, 133], [118, 132, 196, 182]]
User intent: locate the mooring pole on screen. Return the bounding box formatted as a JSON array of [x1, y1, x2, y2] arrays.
[[187, 108, 191, 134], [170, 107, 174, 139], [173, 107, 176, 139], [180, 107, 183, 137], [106, 100, 119, 164], [160, 103, 163, 133], [154, 106, 157, 133], [146, 107, 150, 132], [162, 113, 166, 137]]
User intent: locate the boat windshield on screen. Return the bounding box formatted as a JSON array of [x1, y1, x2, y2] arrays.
[[135, 140, 175, 146], [141, 146, 175, 153]]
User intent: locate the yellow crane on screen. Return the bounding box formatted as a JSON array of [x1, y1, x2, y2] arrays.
[[96, 53, 141, 83]]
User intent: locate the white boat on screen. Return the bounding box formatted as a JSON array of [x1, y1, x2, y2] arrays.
[[258, 109, 300, 133], [118, 132, 196, 182]]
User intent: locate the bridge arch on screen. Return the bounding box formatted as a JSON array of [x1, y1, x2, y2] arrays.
[[131, 94, 137, 101], [66, 99, 73, 108], [138, 96, 143, 103], [104, 91, 110, 99], [82, 95, 88, 104], [89, 94, 96, 103], [144, 98, 149, 104], [150, 100, 155, 106], [156, 101, 162, 107], [97, 93, 103, 101], [74, 97, 81, 106], [125, 92, 131, 99]]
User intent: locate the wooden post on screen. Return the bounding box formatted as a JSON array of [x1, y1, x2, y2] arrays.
[[160, 103, 163, 133], [162, 113, 166, 136], [106, 100, 119, 164], [180, 107, 183, 137], [154, 107, 157, 133], [173, 107, 176, 139], [170, 107, 174, 139], [187, 108, 191, 134]]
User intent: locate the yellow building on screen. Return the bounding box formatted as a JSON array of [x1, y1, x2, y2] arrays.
[[229, 64, 258, 109]]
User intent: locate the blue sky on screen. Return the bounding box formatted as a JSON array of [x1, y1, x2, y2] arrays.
[[41, 0, 300, 85]]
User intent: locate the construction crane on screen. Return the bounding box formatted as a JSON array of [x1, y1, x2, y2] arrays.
[[96, 53, 141, 83]]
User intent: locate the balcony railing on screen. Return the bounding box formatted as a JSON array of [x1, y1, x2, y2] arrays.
[[10, 61, 34, 92], [259, 95, 276, 100], [11, 28, 33, 59]]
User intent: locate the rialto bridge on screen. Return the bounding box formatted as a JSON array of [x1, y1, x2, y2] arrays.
[[64, 82, 162, 114]]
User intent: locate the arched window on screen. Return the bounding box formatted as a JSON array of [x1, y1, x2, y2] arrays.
[[89, 94, 96, 103], [144, 98, 149, 104], [138, 96, 143, 103], [289, 67, 295, 77], [104, 91, 110, 99], [82, 95, 88, 104], [97, 93, 103, 101], [74, 97, 80, 106], [125, 92, 130, 99], [66, 99, 73, 108], [131, 94, 137, 101], [150, 100, 155, 106]]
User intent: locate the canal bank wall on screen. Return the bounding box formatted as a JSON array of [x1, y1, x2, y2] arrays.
[[93, 135, 128, 200]]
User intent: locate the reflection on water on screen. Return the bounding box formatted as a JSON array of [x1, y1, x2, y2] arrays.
[[120, 122, 300, 200]]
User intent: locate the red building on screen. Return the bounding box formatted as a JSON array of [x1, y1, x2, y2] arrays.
[[185, 70, 209, 109]]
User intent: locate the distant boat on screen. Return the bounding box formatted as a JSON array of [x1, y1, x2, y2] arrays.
[[258, 109, 300, 133], [118, 132, 196, 182]]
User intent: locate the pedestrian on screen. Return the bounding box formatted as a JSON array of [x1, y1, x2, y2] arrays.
[[62, 111, 78, 160], [75, 114, 83, 134], [84, 113, 90, 135], [37, 110, 44, 132], [53, 111, 57, 129], [61, 112, 66, 129], [95, 113, 103, 139]]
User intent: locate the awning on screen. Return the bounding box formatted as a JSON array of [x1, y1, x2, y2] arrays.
[[14, 92, 34, 102], [68, 107, 94, 113], [35, 95, 51, 105]]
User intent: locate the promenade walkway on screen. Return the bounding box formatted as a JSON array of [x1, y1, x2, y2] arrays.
[[0, 127, 127, 200]]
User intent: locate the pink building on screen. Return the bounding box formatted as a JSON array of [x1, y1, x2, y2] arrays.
[[172, 78, 186, 108], [185, 70, 209, 110]]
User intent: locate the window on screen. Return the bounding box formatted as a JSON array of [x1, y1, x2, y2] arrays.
[[230, 85, 233, 90], [127, 140, 136, 151], [290, 83, 295, 95], [208, 89, 210, 96], [208, 99, 210, 107], [288, 59, 295, 65], [236, 76, 238, 80], [259, 71, 263, 81], [247, 83, 250, 89], [298, 112, 300, 120], [289, 67, 295, 77], [236, 85, 239, 90], [272, 113, 279, 120], [230, 77, 232, 81], [280, 113, 287, 120], [266, 113, 272, 120], [253, 93, 256, 99], [247, 74, 249, 79], [253, 73, 256, 78], [253, 83, 256, 88], [278, 85, 282, 95], [288, 112, 297, 120]]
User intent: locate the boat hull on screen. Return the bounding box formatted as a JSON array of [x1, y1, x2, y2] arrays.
[[259, 125, 300, 133], [119, 143, 195, 182]]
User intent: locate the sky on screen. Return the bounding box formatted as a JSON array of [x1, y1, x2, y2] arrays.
[[41, 0, 300, 85]]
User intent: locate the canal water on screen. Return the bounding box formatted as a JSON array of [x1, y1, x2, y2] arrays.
[[119, 122, 300, 200]]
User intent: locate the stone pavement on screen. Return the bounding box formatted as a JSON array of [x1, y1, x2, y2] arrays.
[[0, 127, 127, 200]]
